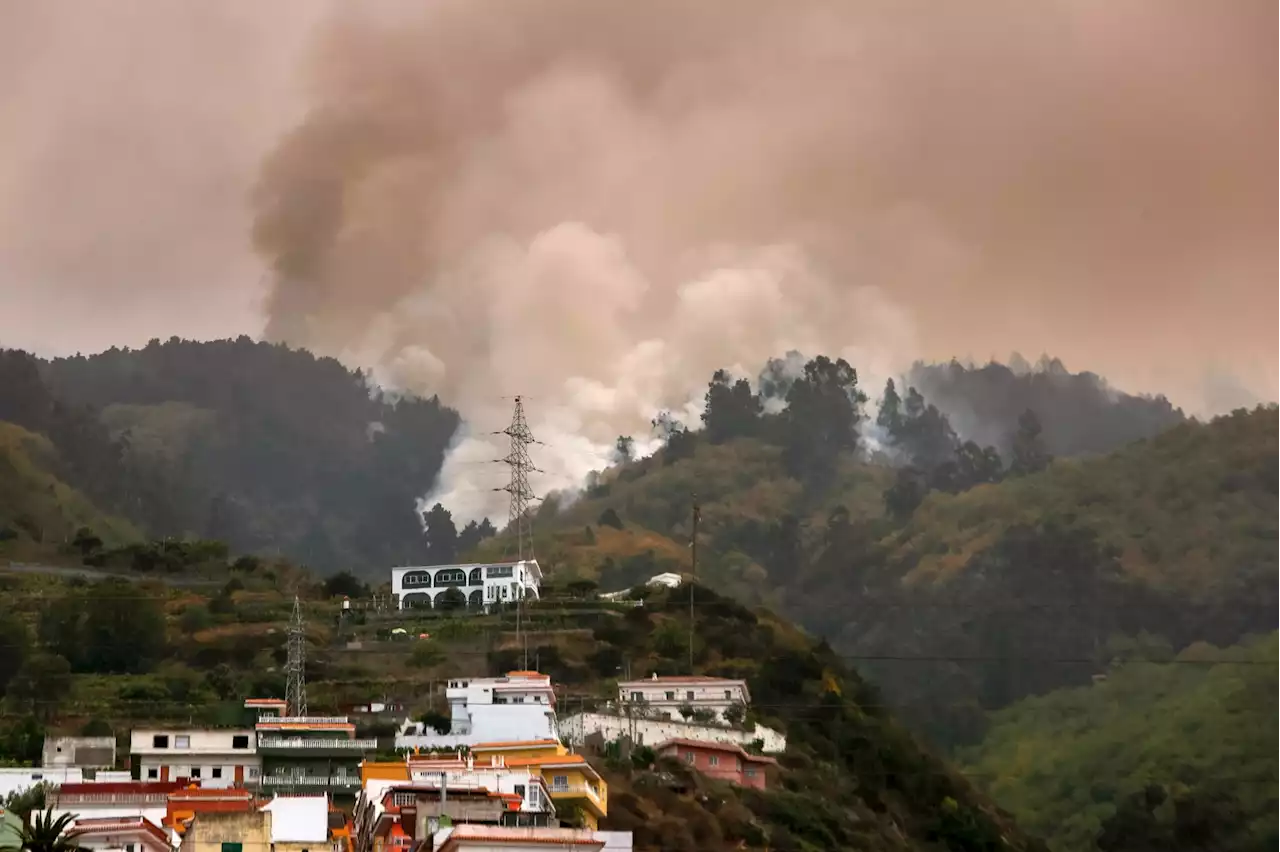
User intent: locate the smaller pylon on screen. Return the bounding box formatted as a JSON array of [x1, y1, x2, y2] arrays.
[[285, 596, 308, 717]]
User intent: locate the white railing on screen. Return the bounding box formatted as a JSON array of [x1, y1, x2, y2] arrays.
[[547, 783, 603, 804], [253, 775, 360, 788], [258, 715, 350, 725], [257, 737, 376, 749]]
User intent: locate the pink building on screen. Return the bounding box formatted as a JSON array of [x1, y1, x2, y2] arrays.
[[654, 738, 778, 790]]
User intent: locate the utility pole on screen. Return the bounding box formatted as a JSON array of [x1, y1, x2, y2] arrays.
[[285, 595, 308, 717], [495, 396, 542, 671], [689, 495, 700, 674]]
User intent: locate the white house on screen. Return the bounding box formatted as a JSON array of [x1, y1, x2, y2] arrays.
[[42, 736, 116, 769], [616, 675, 749, 723], [599, 572, 684, 601], [130, 729, 260, 787], [392, 561, 541, 611], [395, 673, 558, 750]]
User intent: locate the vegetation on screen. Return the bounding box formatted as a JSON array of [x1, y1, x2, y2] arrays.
[[961, 634, 1277, 852]]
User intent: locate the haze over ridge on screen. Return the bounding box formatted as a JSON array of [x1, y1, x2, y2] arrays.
[[1, 0, 1274, 519]]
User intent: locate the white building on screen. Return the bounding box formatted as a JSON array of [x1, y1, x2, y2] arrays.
[[617, 675, 749, 724], [392, 561, 541, 611], [130, 729, 260, 787], [395, 673, 558, 751], [43, 736, 117, 769], [558, 712, 787, 754]]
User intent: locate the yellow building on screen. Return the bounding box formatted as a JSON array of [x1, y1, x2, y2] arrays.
[[359, 741, 608, 830], [472, 743, 607, 830]]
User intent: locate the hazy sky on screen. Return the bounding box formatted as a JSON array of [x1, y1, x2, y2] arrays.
[[0, 0, 1274, 430]]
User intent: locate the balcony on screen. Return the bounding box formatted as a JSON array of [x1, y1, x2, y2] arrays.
[[257, 716, 351, 725], [258, 737, 377, 750], [546, 782, 605, 814], [250, 775, 361, 791]]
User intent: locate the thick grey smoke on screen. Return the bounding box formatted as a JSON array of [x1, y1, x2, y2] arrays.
[[247, 0, 1275, 521], [1, 2, 1273, 523]]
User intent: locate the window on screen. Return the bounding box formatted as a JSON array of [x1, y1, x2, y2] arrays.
[[745, 768, 757, 778], [153, 735, 169, 748], [686, 690, 695, 701], [708, 755, 719, 766], [221, 843, 242, 852], [232, 735, 250, 749], [147, 768, 159, 779], [552, 775, 568, 789], [190, 767, 202, 778], [248, 767, 259, 778], [664, 691, 675, 701], [435, 568, 467, 586], [212, 767, 223, 779], [487, 565, 514, 579], [630, 691, 643, 702], [514, 784, 526, 799], [684, 752, 695, 764], [175, 735, 190, 748], [724, 689, 732, 700], [468, 567, 483, 585]]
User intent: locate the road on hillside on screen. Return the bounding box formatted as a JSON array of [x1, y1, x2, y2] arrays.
[[1, 561, 221, 587]]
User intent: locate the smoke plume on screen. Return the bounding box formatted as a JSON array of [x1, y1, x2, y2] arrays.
[[2, 1, 1274, 523]]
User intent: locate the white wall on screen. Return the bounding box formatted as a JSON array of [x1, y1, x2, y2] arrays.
[[0, 767, 83, 799], [559, 713, 787, 754], [130, 729, 255, 755]]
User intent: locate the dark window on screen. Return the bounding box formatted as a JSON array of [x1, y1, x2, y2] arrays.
[[222, 844, 243, 852], [190, 767, 201, 778], [232, 735, 250, 749], [212, 767, 223, 779], [153, 735, 169, 748], [664, 691, 675, 701], [725, 689, 732, 699], [468, 567, 483, 585], [147, 768, 158, 779], [686, 690, 695, 701]]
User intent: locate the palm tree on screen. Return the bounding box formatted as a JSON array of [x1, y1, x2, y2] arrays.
[[2, 808, 83, 852]]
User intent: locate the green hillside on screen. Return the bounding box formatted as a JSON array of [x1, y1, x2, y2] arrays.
[[0, 421, 139, 555], [960, 633, 1277, 852]]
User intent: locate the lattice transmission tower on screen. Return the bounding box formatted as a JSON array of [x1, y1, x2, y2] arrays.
[[285, 595, 308, 717], [496, 396, 542, 561]]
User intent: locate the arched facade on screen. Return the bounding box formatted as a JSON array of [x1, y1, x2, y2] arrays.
[[401, 570, 432, 589], [434, 568, 467, 587], [400, 592, 432, 609], [468, 567, 484, 585], [468, 590, 483, 608]]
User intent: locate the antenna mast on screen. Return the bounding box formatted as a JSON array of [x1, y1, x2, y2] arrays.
[[285, 595, 308, 717], [497, 396, 541, 670]]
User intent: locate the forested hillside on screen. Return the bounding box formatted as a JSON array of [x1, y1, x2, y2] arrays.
[[1, 339, 460, 571], [509, 403, 1275, 740], [961, 633, 1277, 852]]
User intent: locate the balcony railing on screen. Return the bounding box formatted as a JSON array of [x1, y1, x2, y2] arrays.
[[547, 783, 603, 804], [252, 775, 361, 789], [257, 737, 376, 749], [259, 715, 352, 724]]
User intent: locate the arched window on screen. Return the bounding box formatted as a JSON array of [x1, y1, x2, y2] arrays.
[[434, 568, 467, 587], [468, 567, 483, 586], [468, 590, 483, 608], [400, 592, 432, 610], [401, 571, 431, 588]]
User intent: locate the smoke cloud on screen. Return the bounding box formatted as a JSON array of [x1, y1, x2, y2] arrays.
[[1, 1, 1274, 522]]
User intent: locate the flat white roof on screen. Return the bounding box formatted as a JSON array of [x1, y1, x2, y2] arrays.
[[262, 795, 327, 842]]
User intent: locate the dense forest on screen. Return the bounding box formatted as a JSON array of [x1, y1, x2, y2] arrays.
[[1, 338, 1273, 851], [1, 339, 459, 570]]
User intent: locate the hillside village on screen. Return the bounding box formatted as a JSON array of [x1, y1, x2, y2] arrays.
[[0, 563, 796, 852]]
